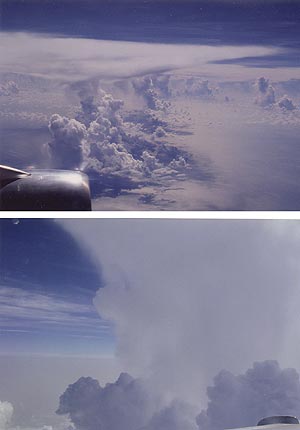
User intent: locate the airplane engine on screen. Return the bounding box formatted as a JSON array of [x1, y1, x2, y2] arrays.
[[0, 165, 91, 211]]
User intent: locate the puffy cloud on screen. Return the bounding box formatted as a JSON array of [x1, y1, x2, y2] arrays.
[[48, 87, 190, 196], [57, 373, 159, 430], [141, 151, 162, 175], [0, 81, 19, 96], [277, 95, 296, 111], [85, 221, 300, 404], [132, 76, 170, 110], [197, 360, 300, 430], [254, 77, 275, 107], [144, 400, 198, 430], [0, 401, 13, 430], [48, 114, 87, 169], [58, 221, 300, 429], [185, 78, 213, 98], [58, 361, 300, 430], [86, 141, 143, 176], [255, 77, 270, 94], [254, 78, 298, 111]]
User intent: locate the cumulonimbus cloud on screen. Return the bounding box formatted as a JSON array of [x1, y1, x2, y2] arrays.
[[47, 85, 190, 196]]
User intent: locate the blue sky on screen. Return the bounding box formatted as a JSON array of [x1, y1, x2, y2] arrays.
[[0, 219, 114, 357], [1, 0, 300, 48]]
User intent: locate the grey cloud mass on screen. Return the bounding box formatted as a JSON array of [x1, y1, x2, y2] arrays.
[[197, 361, 300, 430], [60, 220, 300, 404], [57, 373, 159, 430], [57, 361, 300, 430]]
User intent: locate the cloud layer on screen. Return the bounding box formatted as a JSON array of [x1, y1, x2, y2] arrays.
[[57, 361, 300, 430]]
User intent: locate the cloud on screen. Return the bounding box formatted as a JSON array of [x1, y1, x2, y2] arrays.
[[184, 78, 214, 98], [57, 221, 300, 428], [197, 360, 300, 430], [57, 361, 300, 430], [144, 400, 198, 430], [0, 401, 13, 430], [277, 95, 296, 111], [132, 76, 170, 110], [254, 77, 298, 111], [68, 221, 300, 403], [0, 81, 19, 96], [56, 373, 159, 430], [48, 87, 190, 197], [0, 286, 108, 336], [254, 77, 275, 106], [0, 32, 275, 82], [48, 114, 88, 169]]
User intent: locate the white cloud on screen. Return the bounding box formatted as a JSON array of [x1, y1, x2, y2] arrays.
[[0, 81, 19, 96], [0, 33, 275, 82], [48, 87, 190, 194], [144, 400, 198, 430], [57, 373, 160, 430], [197, 360, 300, 430], [277, 95, 296, 111], [254, 77, 276, 107], [57, 360, 300, 430], [60, 220, 300, 404], [0, 401, 13, 430], [48, 114, 88, 169], [0, 286, 108, 334]]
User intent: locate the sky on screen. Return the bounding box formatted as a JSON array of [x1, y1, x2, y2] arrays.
[[1, 0, 300, 210], [0, 219, 112, 357], [2, 219, 300, 429]]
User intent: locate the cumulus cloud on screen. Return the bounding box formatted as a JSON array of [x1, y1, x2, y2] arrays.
[[255, 77, 270, 94], [184, 78, 214, 98], [57, 373, 160, 430], [144, 400, 198, 430], [254, 77, 275, 107], [48, 114, 87, 169], [48, 86, 189, 196], [0, 401, 13, 430], [57, 361, 300, 430], [254, 77, 298, 111], [197, 360, 300, 430], [277, 95, 296, 111], [132, 76, 170, 110], [0, 81, 19, 96]]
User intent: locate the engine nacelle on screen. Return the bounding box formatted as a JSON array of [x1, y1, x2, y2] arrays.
[[0, 165, 91, 211]]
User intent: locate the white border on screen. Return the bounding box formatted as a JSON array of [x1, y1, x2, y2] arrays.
[[1, 211, 300, 219]]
